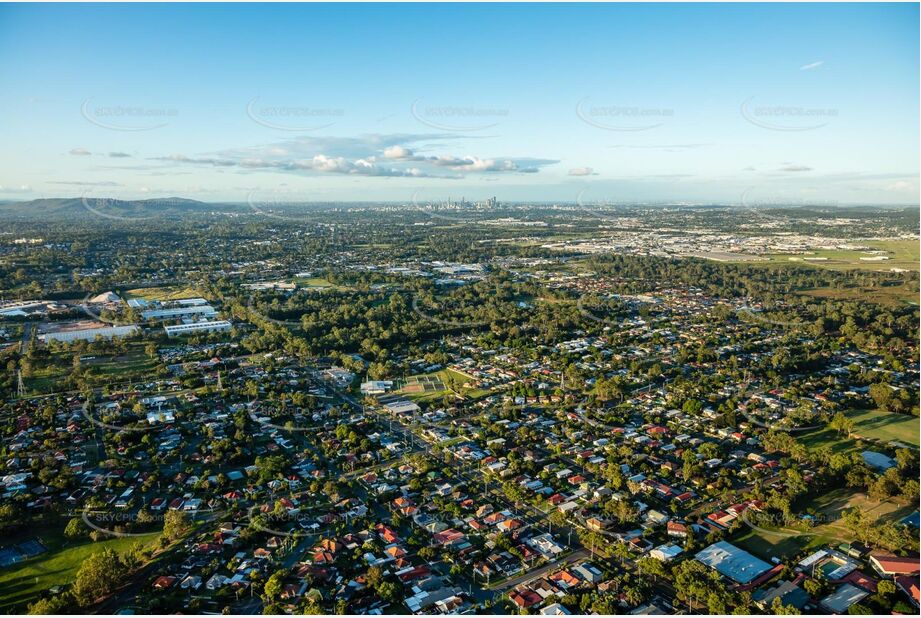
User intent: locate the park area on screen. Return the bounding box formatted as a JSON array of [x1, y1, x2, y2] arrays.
[[399, 368, 491, 403], [800, 408, 919, 454], [734, 488, 916, 562], [0, 529, 159, 612], [23, 341, 159, 396]]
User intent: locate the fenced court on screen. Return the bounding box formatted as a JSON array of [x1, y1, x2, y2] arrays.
[[398, 374, 446, 394], [0, 539, 47, 567]]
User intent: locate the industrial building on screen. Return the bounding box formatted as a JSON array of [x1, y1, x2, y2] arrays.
[[38, 322, 139, 343], [163, 320, 232, 337], [141, 305, 217, 321]]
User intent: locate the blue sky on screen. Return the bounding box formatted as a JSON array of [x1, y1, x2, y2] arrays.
[[0, 3, 918, 205]]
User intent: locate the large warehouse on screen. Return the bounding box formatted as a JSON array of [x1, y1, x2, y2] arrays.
[[39, 322, 139, 343]]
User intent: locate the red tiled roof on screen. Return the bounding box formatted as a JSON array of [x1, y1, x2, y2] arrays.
[[509, 589, 542, 608]]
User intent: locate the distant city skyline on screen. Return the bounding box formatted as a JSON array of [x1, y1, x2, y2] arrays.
[[0, 3, 918, 205]]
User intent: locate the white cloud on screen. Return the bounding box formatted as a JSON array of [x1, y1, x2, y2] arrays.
[[49, 180, 122, 187], [152, 133, 558, 179], [383, 145, 414, 159], [800, 60, 824, 71], [886, 180, 915, 192], [69, 148, 91, 156], [568, 167, 596, 176]]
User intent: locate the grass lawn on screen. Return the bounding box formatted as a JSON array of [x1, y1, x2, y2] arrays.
[[734, 488, 914, 563], [0, 531, 160, 612], [764, 239, 920, 272], [435, 368, 492, 400], [294, 277, 334, 288], [86, 347, 158, 380], [811, 488, 914, 521], [121, 285, 202, 301], [733, 524, 829, 560], [847, 408, 919, 447], [799, 408, 919, 452], [24, 342, 158, 395], [799, 425, 863, 456]]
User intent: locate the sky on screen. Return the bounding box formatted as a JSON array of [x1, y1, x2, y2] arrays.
[[0, 2, 918, 205]]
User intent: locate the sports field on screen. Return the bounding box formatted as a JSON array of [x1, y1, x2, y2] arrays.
[[800, 408, 919, 452], [0, 531, 159, 612], [847, 408, 920, 447], [401, 368, 490, 403], [294, 277, 334, 288]]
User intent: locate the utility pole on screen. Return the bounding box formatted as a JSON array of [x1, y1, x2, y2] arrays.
[[16, 370, 25, 398]]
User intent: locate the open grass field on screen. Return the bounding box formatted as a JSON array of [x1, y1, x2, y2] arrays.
[[764, 239, 920, 272], [734, 488, 915, 562], [24, 342, 158, 395], [800, 408, 919, 453], [294, 277, 334, 288], [85, 348, 159, 379], [0, 530, 159, 612], [293, 277, 356, 292], [122, 285, 202, 301], [734, 519, 832, 560], [847, 408, 920, 447], [439, 368, 492, 400]]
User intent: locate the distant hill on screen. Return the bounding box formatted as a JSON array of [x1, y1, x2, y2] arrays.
[[0, 197, 240, 219]]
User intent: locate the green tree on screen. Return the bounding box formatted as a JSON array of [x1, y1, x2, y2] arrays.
[[263, 571, 285, 601], [636, 557, 667, 582], [771, 597, 802, 615], [64, 517, 87, 540], [27, 593, 73, 615], [162, 510, 191, 541], [71, 548, 125, 607]]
